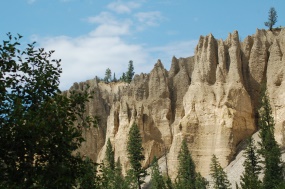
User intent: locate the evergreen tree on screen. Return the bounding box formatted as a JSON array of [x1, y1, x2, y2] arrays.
[[106, 138, 115, 170], [240, 137, 261, 189], [127, 123, 147, 189], [150, 156, 166, 189], [163, 145, 174, 189], [195, 172, 208, 189], [101, 138, 115, 188], [210, 155, 231, 189], [175, 138, 196, 189], [76, 157, 100, 189], [120, 72, 127, 82], [104, 68, 112, 83], [126, 60, 135, 83], [165, 177, 174, 189], [114, 158, 128, 189], [113, 72, 117, 82], [258, 86, 284, 188], [264, 7, 278, 31]]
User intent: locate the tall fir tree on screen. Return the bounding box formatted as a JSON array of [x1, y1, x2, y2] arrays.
[[113, 72, 117, 82], [127, 123, 147, 189], [76, 157, 100, 189], [102, 138, 127, 189], [101, 138, 115, 188], [120, 72, 127, 82], [175, 138, 196, 189], [114, 158, 129, 189], [195, 172, 208, 189], [258, 86, 284, 188], [150, 156, 166, 189], [210, 155, 231, 189], [106, 138, 115, 170], [240, 137, 261, 189], [104, 68, 112, 83], [126, 60, 135, 83]]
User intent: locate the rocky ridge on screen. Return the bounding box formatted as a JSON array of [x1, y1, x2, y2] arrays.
[[69, 28, 285, 179]]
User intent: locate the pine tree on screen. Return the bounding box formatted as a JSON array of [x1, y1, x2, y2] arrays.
[[240, 137, 261, 189], [165, 177, 174, 189], [106, 138, 115, 170], [120, 72, 127, 82], [150, 156, 166, 189], [195, 172, 208, 189], [210, 155, 231, 189], [76, 157, 100, 189], [113, 72, 117, 82], [264, 7, 278, 31], [127, 123, 147, 189], [114, 158, 128, 189], [258, 87, 284, 188], [104, 68, 112, 83], [175, 138, 196, 189], [101, 138, 115, 188], [126, 60, 135, 83]]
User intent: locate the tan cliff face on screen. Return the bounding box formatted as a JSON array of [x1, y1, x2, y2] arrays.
[[69, 28, 285, 177]]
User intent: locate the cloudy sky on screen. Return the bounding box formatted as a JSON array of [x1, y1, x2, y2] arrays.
[[1, 0, 284, 90]]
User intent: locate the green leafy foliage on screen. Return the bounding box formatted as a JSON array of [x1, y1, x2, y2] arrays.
[[0, 33, 98, 188], [240, 138, 261, 189], [258, 86, 284, 188], [127, 123, 147, 189], [76, 157, 100, 189], [210, 155, 231, 189]]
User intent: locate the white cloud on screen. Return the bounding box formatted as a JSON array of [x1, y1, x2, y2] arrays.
[[27, 0, 36, 4], [37, 33, 151, 90], [32, 3, 196, 90], [135, 11, 164, 29], [89, 24, 130, 37], [87, 12, 118, 25], [107, 1, 141, 14], [148, 40, 198, 69], [87, 12, 132, 37], [36, 34, 196, 91]]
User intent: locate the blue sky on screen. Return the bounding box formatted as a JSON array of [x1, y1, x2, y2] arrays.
[[1, 0, 284, 90]]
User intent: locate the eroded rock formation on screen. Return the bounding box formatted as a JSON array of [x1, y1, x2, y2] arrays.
[[70, 28, 285, 178]]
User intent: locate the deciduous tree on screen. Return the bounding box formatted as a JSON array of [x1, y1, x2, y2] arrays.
[[0, 33, 98, 188]]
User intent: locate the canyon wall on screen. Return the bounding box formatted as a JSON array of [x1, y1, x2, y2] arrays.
[[70, 28, 285, 177]]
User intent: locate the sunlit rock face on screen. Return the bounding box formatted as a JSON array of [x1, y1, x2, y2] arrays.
[[69, 28, 285, 177]]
